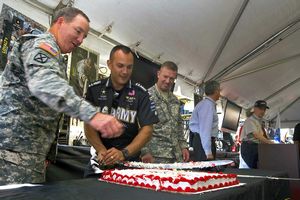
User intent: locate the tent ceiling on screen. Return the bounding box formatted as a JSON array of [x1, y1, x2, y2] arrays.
[[31, 0, 300, 127]]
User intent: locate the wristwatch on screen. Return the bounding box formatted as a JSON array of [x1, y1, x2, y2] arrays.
[[121, 148, 130, 160]]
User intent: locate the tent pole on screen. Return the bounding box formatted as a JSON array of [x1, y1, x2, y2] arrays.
[[202, 0, 249, 82], [220, 53, 300, 82], [209, 18, 300, 81]]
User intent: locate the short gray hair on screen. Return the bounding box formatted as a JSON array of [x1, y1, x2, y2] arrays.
[[160, 61, 178, 72], [51, 7, 90, 26], [205, 80, 220, 95]]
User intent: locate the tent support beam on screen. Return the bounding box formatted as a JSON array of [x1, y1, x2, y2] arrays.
[[201, 0, 249, 82], [220, 53, 300, 82], [270, 96, 300, 122], [264, 77, 300, 101], [209, 17, 300, 81], [24, 0, 53, 15]]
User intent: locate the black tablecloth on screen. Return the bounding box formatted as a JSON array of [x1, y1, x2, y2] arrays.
[[0, 145, 291, 200], [0, 169, 290, 200], [46, 145, 91, 181]]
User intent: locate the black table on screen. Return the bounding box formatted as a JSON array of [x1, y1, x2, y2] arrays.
[[0, 168, 290, 200], [0, 145, 291, 199]]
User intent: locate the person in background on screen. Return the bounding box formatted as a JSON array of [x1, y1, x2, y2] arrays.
[[222, 131, 235, 152], [239, 100, 274, 169], [84, 45, 159, 177], [141, 61, 189, 163], [0, 7, 123, 185], [293, 122, 300, 153], [189, 80, 221, 161]]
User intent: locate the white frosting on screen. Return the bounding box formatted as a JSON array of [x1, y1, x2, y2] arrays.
[[124, 161, 213, 169], [101, 169, 238, 192]]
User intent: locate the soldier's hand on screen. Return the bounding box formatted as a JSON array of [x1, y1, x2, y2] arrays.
[[89, 113, 124, 138], [96, 149, 107, 165], [103, 148, 124, 165], [45, 160, 51, 168], [141, 153, 154, 163], [182, 148, 190, 162]]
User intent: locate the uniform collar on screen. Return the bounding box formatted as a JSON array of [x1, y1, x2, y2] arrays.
[[47, 32, 56, 40], [205, 96, 217, 105], [105, 77, 132, 90], [154, 84, 170, 99], [40, 32, 61, 54]]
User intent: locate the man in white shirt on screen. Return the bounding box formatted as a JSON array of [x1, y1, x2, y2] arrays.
[[189, 81, 221, 161]]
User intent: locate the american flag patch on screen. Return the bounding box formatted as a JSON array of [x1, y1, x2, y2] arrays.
[[39, 43, 58, 56], [128, 90, 135, 96]]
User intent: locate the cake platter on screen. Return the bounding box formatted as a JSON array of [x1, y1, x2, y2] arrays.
[[123, 160, 234, 169]]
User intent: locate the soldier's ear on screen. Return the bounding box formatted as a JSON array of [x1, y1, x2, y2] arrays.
[[56, 17, 64, 26], [107, 60, 112, 70], [157, 70, 160, 79]]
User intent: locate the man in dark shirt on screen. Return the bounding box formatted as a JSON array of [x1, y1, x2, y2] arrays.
[[293, 123, 300, 153], [293, 123, 300, 142], [84, 45, 159, 176]]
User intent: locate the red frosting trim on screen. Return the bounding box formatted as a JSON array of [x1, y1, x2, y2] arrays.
[[100, 170, 239, 193]]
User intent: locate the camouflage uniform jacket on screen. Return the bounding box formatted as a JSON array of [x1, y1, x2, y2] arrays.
[[0, 32, 97, 157], [142, 85, 188, 162]]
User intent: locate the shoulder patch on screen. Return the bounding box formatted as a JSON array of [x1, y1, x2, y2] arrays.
[[39, 43, 58, 56], [88, 80, 102, 87], [134, 82, 147, 92], [34, 53, 49, 63]]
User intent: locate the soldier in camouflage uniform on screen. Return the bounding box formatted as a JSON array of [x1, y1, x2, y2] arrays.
[[0, 7, 123, 185], [141, 61, 189, 163]]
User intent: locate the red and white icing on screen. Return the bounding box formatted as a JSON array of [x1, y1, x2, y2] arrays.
[[100, 169, 239, 193]]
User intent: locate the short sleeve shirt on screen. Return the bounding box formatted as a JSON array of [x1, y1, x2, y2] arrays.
[[85, 78, 159, 150], [240, 114, 262, 143]]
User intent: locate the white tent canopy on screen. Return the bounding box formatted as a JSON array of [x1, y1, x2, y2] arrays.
[[2, 0, 300, 128]]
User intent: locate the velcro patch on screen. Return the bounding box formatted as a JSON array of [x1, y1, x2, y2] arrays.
[[34, 53, 49, 63], [39, 43, 58, 56]]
